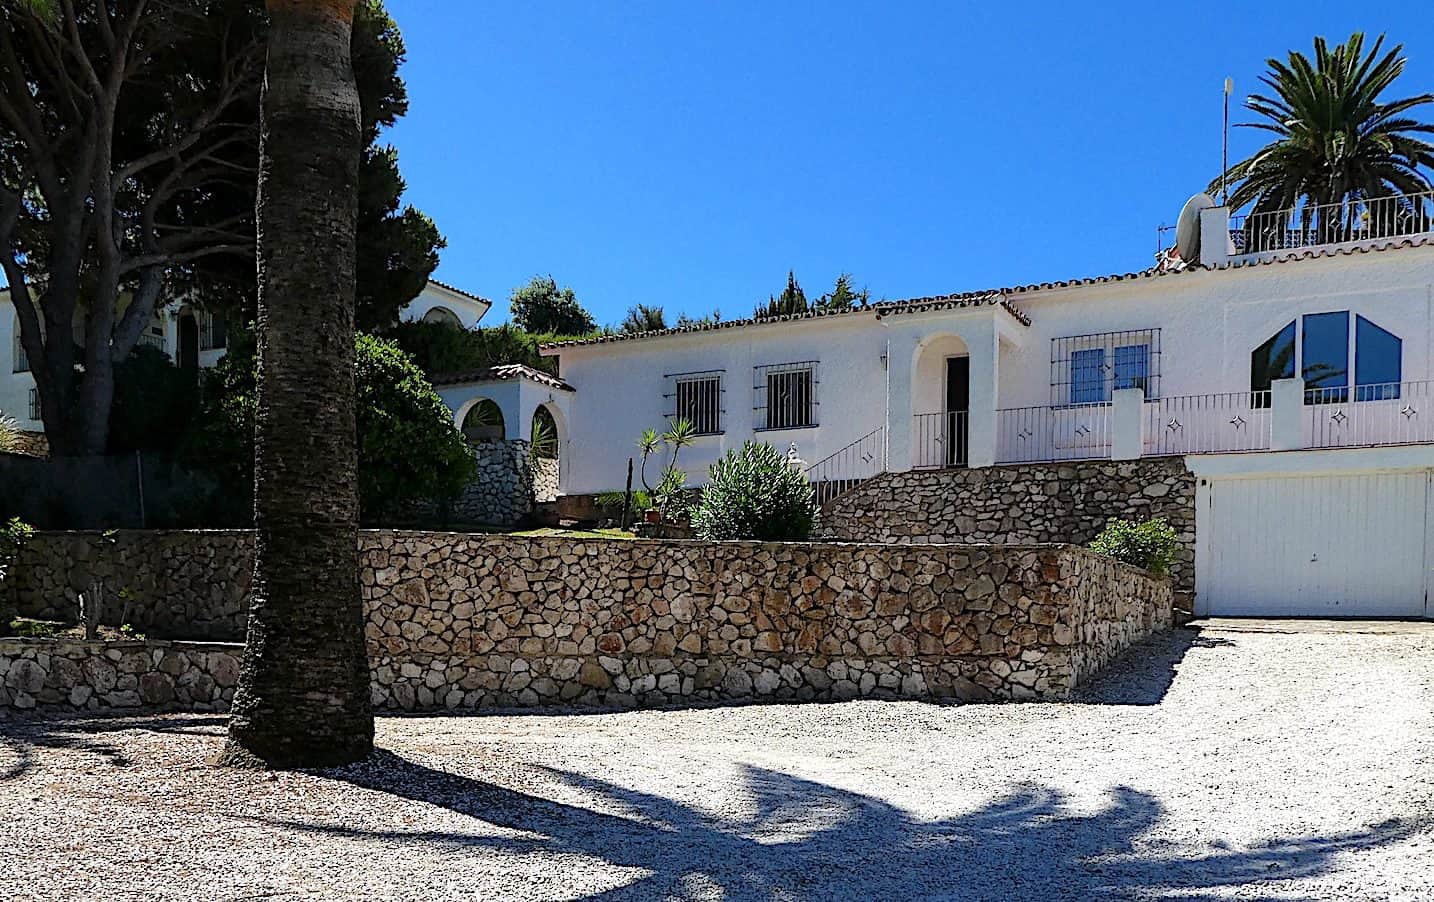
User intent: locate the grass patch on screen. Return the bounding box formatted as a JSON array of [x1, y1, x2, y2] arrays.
[[4, 619, 146, 640], [511, 527, 635, 540], [5, 618, 67, 639]]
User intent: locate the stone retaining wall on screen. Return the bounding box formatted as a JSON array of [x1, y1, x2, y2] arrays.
[[11, 530, 254, 639], [407, 440, 554, 527], [817, 458, 1197, 604], [5, 531, 1172, 712], [0, 639, 240, 711], [362, 534, 1170, 710]]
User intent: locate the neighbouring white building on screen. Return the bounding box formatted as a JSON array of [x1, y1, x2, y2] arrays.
[[0, 278, 492, 433], [539, 195, 1434, 619]]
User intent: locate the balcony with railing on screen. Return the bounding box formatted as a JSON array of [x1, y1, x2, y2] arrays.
[[1305, 381, 1434, 449], [913, 411, 969, 469], [1228, 190, 1434, 257], [997, 404, 1112, 463], [1143, 391, 1272, 455], [985, 379, 1434, 466]]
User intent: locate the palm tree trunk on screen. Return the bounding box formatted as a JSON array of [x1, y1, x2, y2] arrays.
[[221, 0, 373, 768]]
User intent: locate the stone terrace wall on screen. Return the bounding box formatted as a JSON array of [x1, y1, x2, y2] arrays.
[[12, 530, 254, 640], [406, 439, 540, 527], [361, 533, 1170, 709], [817, 458, 1196, 603], [5, 531, 1172, 712], [0, 639, 240, 711]]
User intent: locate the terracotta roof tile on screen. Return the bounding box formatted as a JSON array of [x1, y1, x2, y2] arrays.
[[430, 363, 574, 392], [539, 234, 1433, 350]]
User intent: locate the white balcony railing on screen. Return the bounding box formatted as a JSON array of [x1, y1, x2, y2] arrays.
[[1229, 190, 1434, 255], [996, 403, 1112, 463], [1143, 391, 1272, 455], [1306, 381, 1434, 449], [912, 411, 969, 469]]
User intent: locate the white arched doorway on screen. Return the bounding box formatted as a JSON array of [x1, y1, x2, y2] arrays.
[[911, 333, 970, 468]]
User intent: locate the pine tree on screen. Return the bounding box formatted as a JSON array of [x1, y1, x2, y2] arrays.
[[754, 271, 809, 318], [817, 273, 870, 311]]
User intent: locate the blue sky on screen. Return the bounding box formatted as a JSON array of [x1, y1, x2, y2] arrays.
[[383, 1, 1433, 325]]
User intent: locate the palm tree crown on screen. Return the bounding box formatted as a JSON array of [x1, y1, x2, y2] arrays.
[[1210, 33, 1434, 221]]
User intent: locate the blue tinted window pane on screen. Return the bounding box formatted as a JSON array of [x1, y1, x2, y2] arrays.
[[1354, 315, 1401, 401], [1113, 344, 1149, 392], [1302, 311, 1349, 401], [1070, 348, 1105, 404], [1250, 321, 1296, 393]]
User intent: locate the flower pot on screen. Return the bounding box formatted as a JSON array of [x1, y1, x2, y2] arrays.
[[643, 509, 663, 525]]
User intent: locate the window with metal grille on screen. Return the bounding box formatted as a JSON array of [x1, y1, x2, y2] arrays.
[[28, 387, 39, 420], [1052, 330, 1160, 404], [664, 370, 724, 435], [676, 374, 723, 434], [199, 313, 228, 351], [755, 362, 817, 429]]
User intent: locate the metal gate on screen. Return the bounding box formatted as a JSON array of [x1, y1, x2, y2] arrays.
[[1198, 470, 1432, 618]]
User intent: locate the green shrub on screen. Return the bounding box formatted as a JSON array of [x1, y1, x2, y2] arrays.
[[691, 441, 816, 541], [1089, 517, 1179, 574], [0, 517, 34, 625], [188, 331, 476, 523]]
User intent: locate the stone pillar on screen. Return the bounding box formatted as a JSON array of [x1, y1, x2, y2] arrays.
[[1271, 377, 1305, 451], [1111, 387, 1146, 460]]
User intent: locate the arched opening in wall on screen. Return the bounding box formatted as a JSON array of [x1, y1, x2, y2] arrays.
[[911, 333, 970, 468], [422, 305, 463, 328], [177, 313, 199, 370], [530, 403, 561, 503], [461, 399, 504, 442]]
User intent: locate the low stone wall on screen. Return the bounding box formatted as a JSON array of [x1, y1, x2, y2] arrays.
[[12, 530, 254, 639], [0, 639, 240, 711], [6, 531, 1172, 712], [817, 458, 1196, 604], [361, 533, 1169, 709]]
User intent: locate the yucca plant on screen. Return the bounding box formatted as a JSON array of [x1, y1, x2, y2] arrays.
[[0, 414, 19, 454], [1210, 34, 1434, 237]]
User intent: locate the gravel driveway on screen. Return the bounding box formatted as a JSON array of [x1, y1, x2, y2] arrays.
[[4, 619, 1433, 901]]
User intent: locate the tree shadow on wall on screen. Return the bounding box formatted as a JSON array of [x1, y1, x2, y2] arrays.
[[249, 749, 1419, 901]]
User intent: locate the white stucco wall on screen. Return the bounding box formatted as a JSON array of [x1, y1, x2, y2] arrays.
[[0, 296, 39, 430], [546, 243, 1434, 495], [400, 282, 491, 330], [1, 279, 489, 435], [999, 245, 1434, 408], [549, 314, 891, 495]]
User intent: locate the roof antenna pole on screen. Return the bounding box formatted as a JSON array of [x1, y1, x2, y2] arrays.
[[1221, 76, 1233, 207]]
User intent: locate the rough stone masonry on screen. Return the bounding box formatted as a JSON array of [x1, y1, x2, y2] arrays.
[[4, 531, 1172, 712], [817, 458, 1197, 605]]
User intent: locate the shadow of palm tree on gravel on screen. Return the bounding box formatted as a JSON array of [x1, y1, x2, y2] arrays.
[[0, 713, 227, 781], [247, 749, 1420, 902]]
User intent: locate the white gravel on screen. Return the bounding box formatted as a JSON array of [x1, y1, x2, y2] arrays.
[[4, 619, 1433, 901]]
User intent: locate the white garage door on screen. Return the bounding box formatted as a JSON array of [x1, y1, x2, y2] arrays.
[[1200, 471, 1432, 618]]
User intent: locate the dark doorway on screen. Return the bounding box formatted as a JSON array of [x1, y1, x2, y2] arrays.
[[177, 314, 199, 370], [944, 356, 969, 467]]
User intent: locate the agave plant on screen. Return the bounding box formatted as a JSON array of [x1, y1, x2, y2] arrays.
[[1209, 33, 1434, 231], [0, 413, 18, 454]]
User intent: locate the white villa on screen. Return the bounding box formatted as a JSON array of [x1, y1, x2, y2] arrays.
[[0, 278, 493, 433], [535, 195, 1434, 620]]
